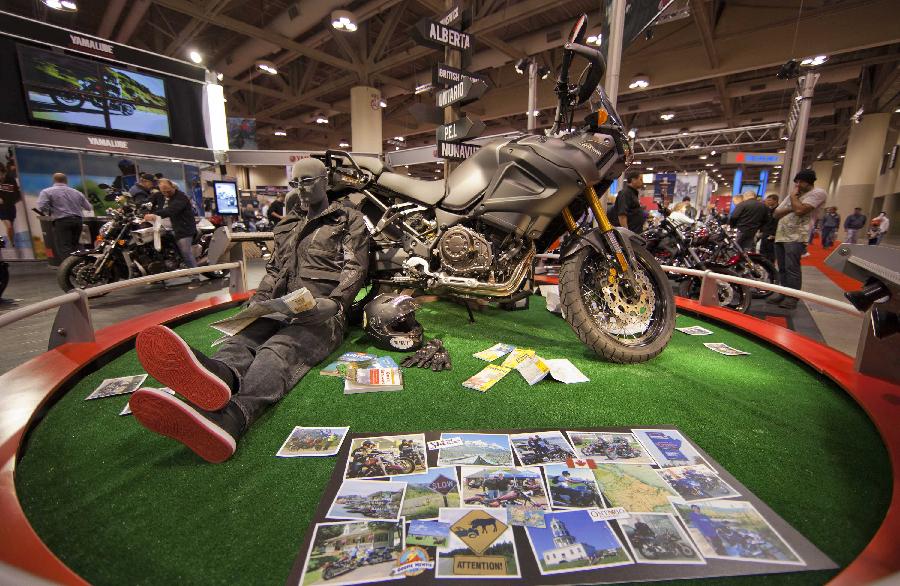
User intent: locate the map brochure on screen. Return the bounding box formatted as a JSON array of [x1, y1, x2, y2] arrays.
[[516, 355, 550, 385], [462, 365, 511, 392], [544, 359, 590, 384], [473, 343, 515, 361], [85, 374, 147, 401], [676, 325, 714, 336], [210, 287, 315, 336], [501, 348, 535, 369], [344, 367, 403, 393], [704, 342, 750, 356], [319, 352, 379, 376]]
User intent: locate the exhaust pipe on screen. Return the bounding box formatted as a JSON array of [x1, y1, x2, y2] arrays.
[[404, 247, 534, 297]]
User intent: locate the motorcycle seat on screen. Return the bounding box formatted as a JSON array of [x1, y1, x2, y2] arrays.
[[376, 172, 446, 206]]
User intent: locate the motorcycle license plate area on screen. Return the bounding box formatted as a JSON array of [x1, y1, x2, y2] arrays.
[[15, 298, 887, 585]]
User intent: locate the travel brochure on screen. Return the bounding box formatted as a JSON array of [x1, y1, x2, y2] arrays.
[[292, 428, 830, 586], [467, 343, 589, 390]]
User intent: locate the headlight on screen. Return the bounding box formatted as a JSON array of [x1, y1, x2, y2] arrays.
[[98, 221, 114, 237]]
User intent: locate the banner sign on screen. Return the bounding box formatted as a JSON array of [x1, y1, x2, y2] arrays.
[[438, 140, 481, 160], [722, 152, 784, 165], [432, 63, 488, 88], [0, 10, 206, 83], [413, 18, 472, 51], [436, 79, 488, 108], [436, 116, 485, 143]]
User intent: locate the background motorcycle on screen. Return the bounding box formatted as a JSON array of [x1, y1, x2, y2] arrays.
[[322, 14, 674, 364], [693, 217, 777, 298], [642, 208, 752, 313], [57, 186, 223, 291]]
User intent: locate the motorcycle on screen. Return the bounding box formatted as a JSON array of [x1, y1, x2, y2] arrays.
[[350, 450, 415, 477], [552, 482, 603, 508], [583, 438, 641, 460], [464, 486, 536, 508], [693, 217, 777, 298], [321, 555, 360, 580], [399, 445, 426, 469], [321, 14, 674, 364], [633, 532, 696, 559], [519, 445, 574, 465], [51, 75, 136, 115], [642, 208, 752, 313], [57, 185, 224, 291]]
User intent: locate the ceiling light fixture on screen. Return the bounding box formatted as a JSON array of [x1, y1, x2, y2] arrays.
[[710, 150, 717, 155], [315, 115, 329, 124], [633, 160, 642, 165], [660, 111, 675, 121], [273, 128, 287, 137], [538, 67, 551, 80], [627, 128, 637, 139], [705, 163, 714, 167], [338, 140, 350, 148], [394, 136, 405, 142], [188, 50, 203, 64], [378, 99, 387, 108], [800, 55, 828, 67], [331, 10, 358, 32], [216, 72, 224, 82], [646, 167, 654, 171], [531, 110, 540, 116], [42, 0, 77, 11], [628, 75, 650, 90], [256, 60, 278, 75], [586, 33, 602, 46], [699, 155, 708, 160], [514, 59, 528, 75]]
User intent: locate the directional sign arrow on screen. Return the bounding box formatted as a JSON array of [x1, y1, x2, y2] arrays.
[[438, 140, 481, 161], [436, 116, 486, 143], [435, 79, 488, 109], [412, 18, 473, 52], [432, 63, 488, 88]]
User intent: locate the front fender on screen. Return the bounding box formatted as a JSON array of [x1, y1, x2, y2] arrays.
[[560, 227, 645, 262]]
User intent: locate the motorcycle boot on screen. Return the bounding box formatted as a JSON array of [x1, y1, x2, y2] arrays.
[[129, 388, 245, 463], [136, 325, 237, 410]]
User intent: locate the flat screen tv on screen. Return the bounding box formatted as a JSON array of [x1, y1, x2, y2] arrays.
[[17, 43, 171, 139], [213, 181, 239, 215]]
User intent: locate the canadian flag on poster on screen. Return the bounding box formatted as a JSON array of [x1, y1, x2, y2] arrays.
[[566, 458, 597, 469]]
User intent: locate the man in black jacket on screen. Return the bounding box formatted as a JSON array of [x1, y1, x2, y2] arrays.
[[612, 170, 645, 232], [728, 192, 769, 252], [129, 159, 370, 462], [143, 178, 200, 287], [759, 194, 779, 262]]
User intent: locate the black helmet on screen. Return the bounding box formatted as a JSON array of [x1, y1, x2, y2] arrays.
[[363, 294, 423, 351]]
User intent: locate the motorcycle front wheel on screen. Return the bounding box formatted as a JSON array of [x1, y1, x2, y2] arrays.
[[559, 244, 675, 363], [742, 255, 777, 298], [57, 255, 114, 292]]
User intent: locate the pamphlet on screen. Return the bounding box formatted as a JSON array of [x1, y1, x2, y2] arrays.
[[544, 359, 590, 384], [500, 348, 535, 369], [703, 342, 750, 356], [676, 325, 714, 336], [473, 343, 515, 362], [344, 368, 404, 393], [462, 364, 511, 392], [319, 352, 379, 377], [516, 355, 550, 385], [85, 374, 147, 401], [210, 288, 316, 336]]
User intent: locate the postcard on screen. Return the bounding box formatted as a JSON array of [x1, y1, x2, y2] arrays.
[[676, 326, 714, 336], [120, 387, 172, 415], [399, 467, 461, 521], [671, 499, 805, 565], [618, 512, 706, 565], [525, 509, 633, 575], [436, 507, 520, 579], [703, 342, 750, 356], [462, 365, 511, 392], [566, 431, 656, 464], [436, 432, 513, 467], [510, 431, 576, 465], [631, 429, 710, 468], [85, 374, 147, 401], [657, 465, 741, 502], [298, 519, 406, 586], [407, 520, 450, 547], [507, 505, 547, 528], [591, 464, 679, 514], [276, 426, 350, 457], [543, 463, 604, 510], [459, 466, 550, 511], [327, 479, 406, 522], [343, 434, 427, 480], [472, 343, 515, 362]]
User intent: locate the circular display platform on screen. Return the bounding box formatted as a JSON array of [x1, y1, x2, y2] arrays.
[[12, 297, 894, 584]]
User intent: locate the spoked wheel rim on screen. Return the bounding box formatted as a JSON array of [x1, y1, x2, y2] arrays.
[[69, 259, 110, 289], [578, 250, 669, 348]]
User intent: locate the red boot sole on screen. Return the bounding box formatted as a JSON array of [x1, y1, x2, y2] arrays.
[[130, 388, 236, 463], [136, 325, 231, 411]]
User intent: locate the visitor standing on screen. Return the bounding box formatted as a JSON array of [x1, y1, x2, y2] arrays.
[[142, 178, 200, 288], [820, 207, 840, 248], [759, 194, 779, 262], [843, 207, 866, 244], [612, 170, 645, 233], [728, 192, 769, 251], [37, 172, 92, 260]]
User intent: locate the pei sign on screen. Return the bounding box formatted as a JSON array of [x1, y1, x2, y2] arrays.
[[436, 116, 486, 143]]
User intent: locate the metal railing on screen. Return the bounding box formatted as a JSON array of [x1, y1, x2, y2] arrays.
[[0, 261, 246, 350]]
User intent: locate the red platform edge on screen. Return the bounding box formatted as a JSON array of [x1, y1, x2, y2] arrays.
[[0, 292, 896, 585]]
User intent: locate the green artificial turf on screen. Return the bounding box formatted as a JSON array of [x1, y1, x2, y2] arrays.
[[15, 296, 891, 586]]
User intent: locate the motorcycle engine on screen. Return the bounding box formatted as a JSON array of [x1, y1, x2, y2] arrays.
[[437, 226, 492, 275]]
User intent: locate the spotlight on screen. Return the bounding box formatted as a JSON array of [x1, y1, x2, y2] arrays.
[[699, 155, 707, 160], [632, 160, 642, 165], [776, 59, 801, 80], [660, 111, 675, 121], [216, 72, 224, 82], [531, 110, 540, 116], [586, 34, 602, 46], [710, 150, 717, 155], [705, 163, 713, 167], [256, 60, 278, 75], [338, 140, 350, 148], [378, 99, 387, 108], [331, 10, 358, 32], [42, 0, 77, 10], [394, 136, 405, 142], [515, 59, 528, 75], [395, 146, 400, 151], [188, 50, 203, 64], [273, 128, 287, 137], [627, 128, 637, 139], [315, 115, 329, 124], [800, 55, 828, 67], [646, 167, 654, 171], [538, 67, 551, 80], [628, 75, 650, 89]]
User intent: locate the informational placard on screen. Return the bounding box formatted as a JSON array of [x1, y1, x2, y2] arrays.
[[436, 116, 485, 143], [212, 180, 239, 215], [721, 152, 784, 165]]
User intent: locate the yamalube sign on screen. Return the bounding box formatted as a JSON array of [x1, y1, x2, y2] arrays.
[[413, 18, 472, 51], [436, 79, 488, 109], [436, 116, 485, 143]]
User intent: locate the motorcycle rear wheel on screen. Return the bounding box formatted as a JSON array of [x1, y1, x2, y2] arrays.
[[559, 244, 675, 364], [743, 255, 777, 298]]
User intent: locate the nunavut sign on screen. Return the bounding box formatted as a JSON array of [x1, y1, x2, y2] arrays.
[[436, 79, 488, 109]]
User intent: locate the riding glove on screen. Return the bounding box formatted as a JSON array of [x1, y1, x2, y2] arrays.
[[426, 344, 452, 371], [402, 338, 450, 370]]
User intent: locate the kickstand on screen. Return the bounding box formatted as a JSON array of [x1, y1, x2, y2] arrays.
[[465, 301, 476, 324]]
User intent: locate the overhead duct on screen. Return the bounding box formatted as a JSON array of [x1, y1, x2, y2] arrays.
[[113, 0, 151, 45], [216, 0, 351, 78], [96, 0, 126, 39]]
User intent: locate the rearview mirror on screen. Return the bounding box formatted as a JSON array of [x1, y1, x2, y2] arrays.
[[567, 14, 588, 45]]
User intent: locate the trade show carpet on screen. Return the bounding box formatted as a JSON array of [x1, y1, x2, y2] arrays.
[[15, 297, 891, 585]]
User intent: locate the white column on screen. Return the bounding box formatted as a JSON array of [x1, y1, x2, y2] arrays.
[[811, 160, 834, 205], [834, 112, 890, 221], [350, 86, 383, 155]]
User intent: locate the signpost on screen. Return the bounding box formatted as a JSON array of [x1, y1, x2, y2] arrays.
[[435, 79, 488, 109], [432, 63, 487, 88], [412, 18, 472, 51], [438, 141, 481, 160], [429, 473, 458, 507], [436, 116, 485, 142]]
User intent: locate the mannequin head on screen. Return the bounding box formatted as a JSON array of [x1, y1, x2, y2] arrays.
[[289, 158, 328, 215]]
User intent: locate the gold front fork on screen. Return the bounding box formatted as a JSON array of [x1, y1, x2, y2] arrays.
[[573, 185, 630, 275]]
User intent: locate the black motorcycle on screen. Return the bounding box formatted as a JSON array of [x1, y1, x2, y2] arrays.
[[319, 14, 674, 364], [552, 481, 603, 508], [693, 217, 777, 298], [520, 445, 575, 465], [584, 438, 641, 460], [634, 531, 696, 559], [57, 186, 223, 291], [51, 75, 136, 115], [642, 208, 752, 313]]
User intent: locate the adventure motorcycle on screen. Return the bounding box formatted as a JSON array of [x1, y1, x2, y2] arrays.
[[583, 438, 641, 460], [693, 217, 777, 298], [321, 555, 361, 580], [464, 486, 536, 508], [642, 208, 752, 313], [519, 445, 575, 465], [51, 76, 136, 115], [633, 532, 696, 559], [350, 450, 415, 477], [552, 482, 603, 508], [57, 186, 223, 291], [399, 445, 426, 469], [323, 14, 674, 364]]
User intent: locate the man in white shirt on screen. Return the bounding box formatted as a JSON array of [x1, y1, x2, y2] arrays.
[[766, 169, 827, 310], [873, 212, 890, 245]]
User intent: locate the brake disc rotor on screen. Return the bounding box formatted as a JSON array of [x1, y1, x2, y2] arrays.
[[595, 266, 656, 335]]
